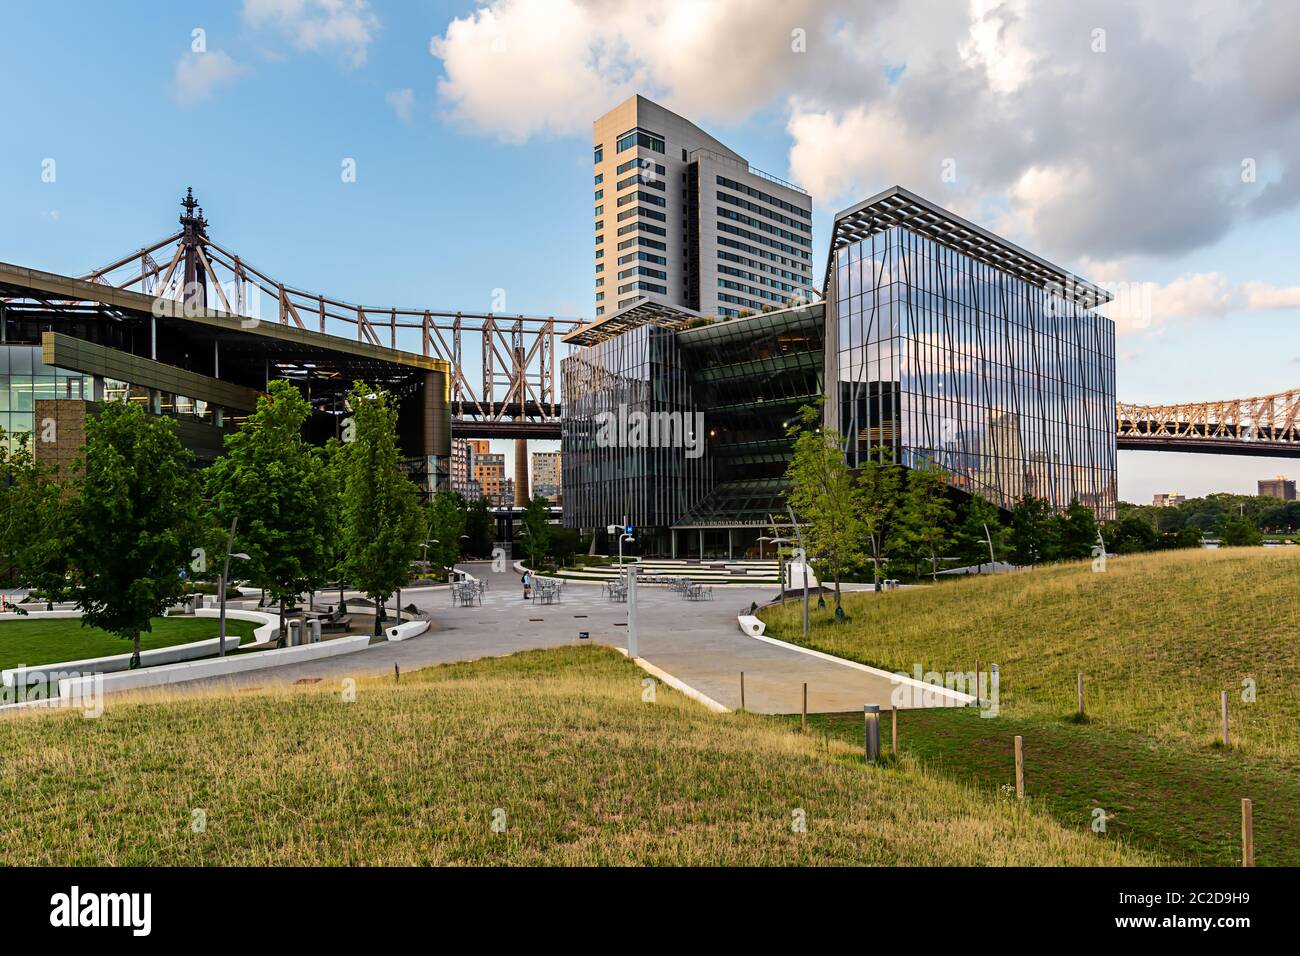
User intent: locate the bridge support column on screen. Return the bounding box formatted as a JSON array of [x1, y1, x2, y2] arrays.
[[513, 437, 529, 505]]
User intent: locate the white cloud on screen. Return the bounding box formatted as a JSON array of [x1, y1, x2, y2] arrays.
[[1087, 263, 1300, 335], [429, 0, 1300, 264], [244, 0, 379, 67], [174, 50, 247, 105], [386, 87, 415, 123]]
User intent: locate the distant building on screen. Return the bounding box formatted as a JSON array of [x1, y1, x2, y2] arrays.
[[532, 451, 562, 501], [472, 451, 507, 505], [451, 478, 482, 501], [1153, 492, 1185, 507], [1258, 475, 1296, 501], [496, 478, 515, 509]]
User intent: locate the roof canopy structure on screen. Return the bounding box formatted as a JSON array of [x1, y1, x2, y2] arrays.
[[562, 297, 703, 347], [823, 185, 1112, 309]]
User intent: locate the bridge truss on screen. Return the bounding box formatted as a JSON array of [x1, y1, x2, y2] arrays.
[[77, 190, 579, 438], [1117, 389, 1300, 457]]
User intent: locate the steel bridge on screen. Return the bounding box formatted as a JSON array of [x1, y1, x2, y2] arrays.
[[3, 189, 1298, 457], [72, 189, 580, 439], [1117, 391, 1300, 457]]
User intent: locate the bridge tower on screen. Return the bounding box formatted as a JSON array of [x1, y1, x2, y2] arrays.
[[179, 187, 209, 310]]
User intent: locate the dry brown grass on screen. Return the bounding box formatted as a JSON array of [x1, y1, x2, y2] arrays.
[[0, 646, 1158, 866]]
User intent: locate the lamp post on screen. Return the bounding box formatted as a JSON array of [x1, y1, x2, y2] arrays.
[[218, 516, 251, 658], [618, 532, 635, 579], [768, 533, 791, 606], [787, 505, 809, 639]]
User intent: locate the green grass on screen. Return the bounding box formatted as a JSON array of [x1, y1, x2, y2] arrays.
[[762, 548, 1300, 763], [784, 708, 1297, 866], [0, 616, 256, 672], [759, 548, 1300, 866], [0, 646, 1159, 866]]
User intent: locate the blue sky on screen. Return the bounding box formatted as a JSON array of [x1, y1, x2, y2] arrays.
[[1, 0, 1297, 502]]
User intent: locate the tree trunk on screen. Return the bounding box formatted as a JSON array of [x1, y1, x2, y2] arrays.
[[373, 594, 384, 637]]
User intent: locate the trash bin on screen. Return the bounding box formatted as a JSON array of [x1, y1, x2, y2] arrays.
[[308, 619, 321, 644], [288, 619, 302, 647]]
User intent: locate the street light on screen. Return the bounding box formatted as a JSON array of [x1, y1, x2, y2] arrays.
[[766, 529, 792, 606], [218, 516, 251, 658], [619, 532, 636, 579], [787, 505, 810, 639]]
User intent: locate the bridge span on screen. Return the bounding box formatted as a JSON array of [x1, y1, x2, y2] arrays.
[[2, 189, 1297, 457]]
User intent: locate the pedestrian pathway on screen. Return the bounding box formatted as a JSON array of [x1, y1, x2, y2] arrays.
[[171, 563, 968, 715]]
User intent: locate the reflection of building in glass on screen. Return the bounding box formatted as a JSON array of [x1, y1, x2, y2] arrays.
[[561, 300, 822, 557], [531, 450, 562, 502], [825, 187, 1117, 519]]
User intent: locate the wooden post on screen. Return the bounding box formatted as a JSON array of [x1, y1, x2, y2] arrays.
[[1241, 798, 1254, 867], [975, 659, 980, 706], [740, 672, 745, 712], [1077, 671, 1085, 719], [891, 708, 898, 755], [1014, 735, 1025, 799], [801, 682, 807, 734], [1221, 690, 1230, 747]]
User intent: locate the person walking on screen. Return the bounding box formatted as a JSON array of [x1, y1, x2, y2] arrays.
[[521, 569, 532, 600]]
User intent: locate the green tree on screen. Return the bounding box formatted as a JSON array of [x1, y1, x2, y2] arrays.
[[1057, 498, 1099, 560], [785, 404, 863, 615], [1105, 511, 1158, 554], [858, 445, 903, 590], [892, 460, 954, 581], [0, 432, 73, 606], [461, 496, 495, 558], [954, 493, 1005, 570], [337, 383, 425, 636], [424, 490, 466, 580], [1220, 516, 1263, 547], [204, 380, 337, 643], [549, 525, 583, 566], [71, 401, 202, 665], [1009, 495, 1058, 566], [519, 495, 553, 568]]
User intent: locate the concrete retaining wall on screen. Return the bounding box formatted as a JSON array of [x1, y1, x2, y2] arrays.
[[58, 634, 374, 698], [2, 634, 243, 688]]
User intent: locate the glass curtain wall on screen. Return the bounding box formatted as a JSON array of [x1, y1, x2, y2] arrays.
[[561, 324, 710, 542], [832, 226, 1116, 519], [0, 345, 91, 452]]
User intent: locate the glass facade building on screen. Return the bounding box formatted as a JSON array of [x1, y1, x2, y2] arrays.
[[561, 302, 823, 556], [825, 187, 1117, 519]]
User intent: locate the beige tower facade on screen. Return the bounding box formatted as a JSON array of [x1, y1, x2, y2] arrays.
[[593, 95, 814, 320]]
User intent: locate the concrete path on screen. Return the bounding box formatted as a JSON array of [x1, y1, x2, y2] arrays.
[[170, 563, 959, 715]]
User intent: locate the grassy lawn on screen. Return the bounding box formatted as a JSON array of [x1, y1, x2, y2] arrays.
[[759, 548, 1299, 866], [0, 646, 1159, 866], [784, 708, 1296, 866], [0, 616, 256, 672], [761, 548, 1300, 764]]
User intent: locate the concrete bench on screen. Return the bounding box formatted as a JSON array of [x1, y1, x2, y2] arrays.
[[737, 615, 766, 637]]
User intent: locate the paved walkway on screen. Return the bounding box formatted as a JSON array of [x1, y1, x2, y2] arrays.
[[173, 563, 949, 715]]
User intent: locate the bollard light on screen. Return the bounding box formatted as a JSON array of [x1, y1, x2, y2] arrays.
[[863, 704, 881, 764]]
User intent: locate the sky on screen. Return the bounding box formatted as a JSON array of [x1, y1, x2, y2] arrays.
[[1, 0, 1297, 502]]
